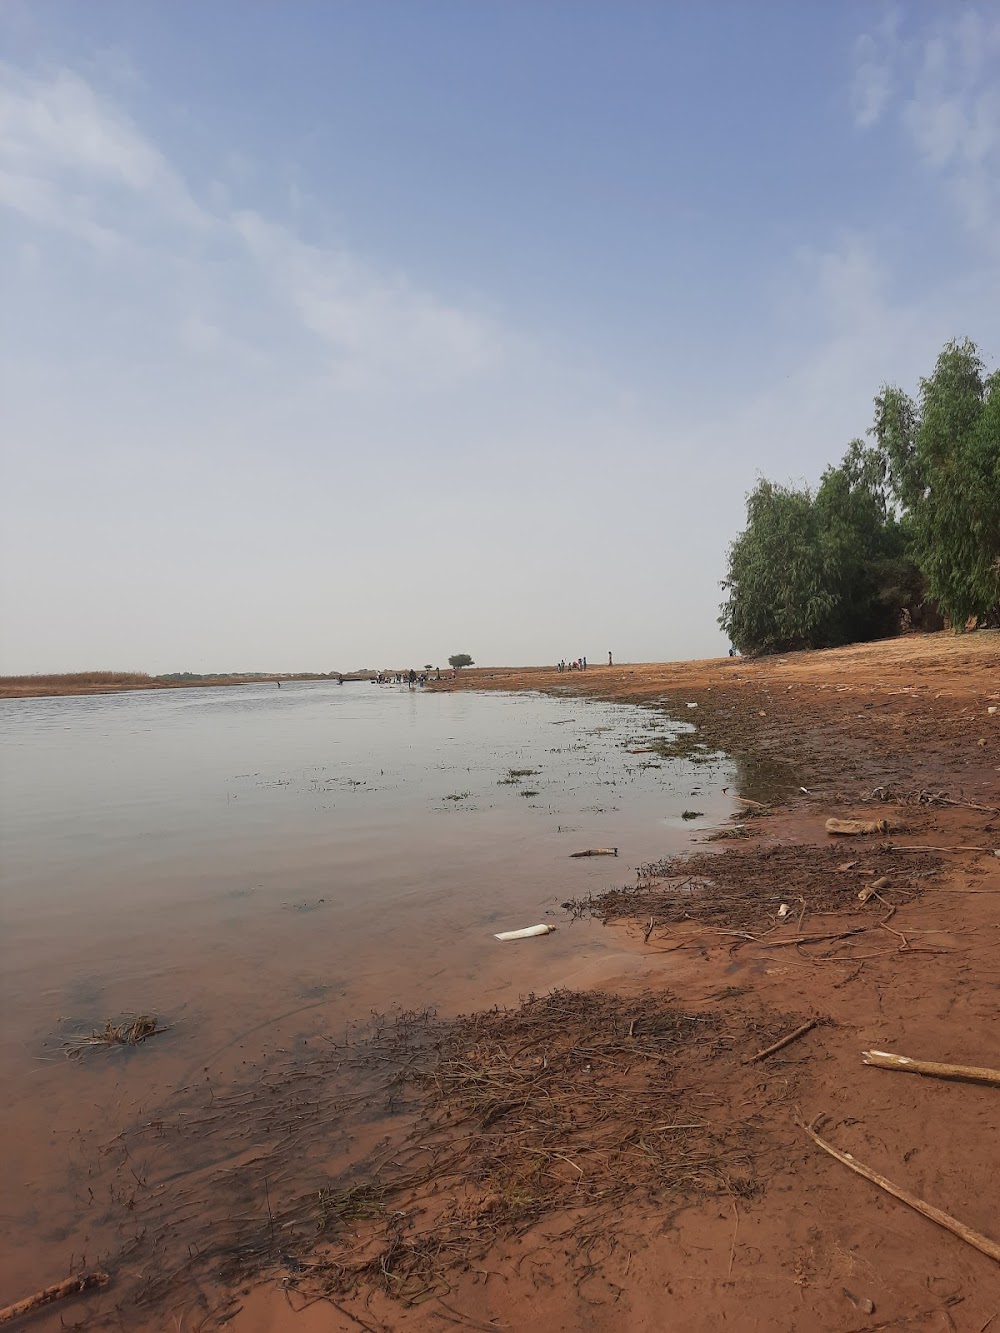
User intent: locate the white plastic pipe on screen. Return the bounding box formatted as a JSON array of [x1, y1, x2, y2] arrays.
[[494, 924, 556, 941]]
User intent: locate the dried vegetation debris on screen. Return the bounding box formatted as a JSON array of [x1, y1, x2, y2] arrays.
[[63, 1013, 165, 1057], [562, 842, 939, 933], [87, 990, 796, 1325]]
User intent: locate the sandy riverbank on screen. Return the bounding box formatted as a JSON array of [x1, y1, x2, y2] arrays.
[[14, 633, 999, 1332], [350, 630, 996, 1332]]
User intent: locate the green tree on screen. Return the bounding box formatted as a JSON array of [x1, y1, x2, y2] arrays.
[[720, 446, 921, 655], [813, 441, 916, 644], [719, 478, 834, 654], [872, 339, 1000, 627], [448, 653, 474, 669]]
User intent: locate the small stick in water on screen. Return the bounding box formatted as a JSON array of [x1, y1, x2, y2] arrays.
[[570, 847, 618, 858], [0, 1272, 111, 1326]]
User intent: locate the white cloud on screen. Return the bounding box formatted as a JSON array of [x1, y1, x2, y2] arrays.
[[233, 212, 502, 389], [0, 61, 503, 390], [0, 63, 204, 227], [0, 167, 121, 251], [850, 8, 900, 128], [851, 8, 1000, 250], [850, 32, 892, 128]]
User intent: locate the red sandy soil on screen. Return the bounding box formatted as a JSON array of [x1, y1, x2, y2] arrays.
[[14, 632, 1000, 1333]]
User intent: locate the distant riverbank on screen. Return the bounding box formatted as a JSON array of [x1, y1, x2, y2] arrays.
[[0, 671, 371, 699]]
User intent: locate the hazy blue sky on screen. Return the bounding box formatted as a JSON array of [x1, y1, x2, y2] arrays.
[[1, 2, 998, 673]]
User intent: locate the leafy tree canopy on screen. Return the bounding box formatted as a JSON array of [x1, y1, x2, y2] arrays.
[[448, 653, 474, 669], [720, 338, 999, 655], [872, 339, 1000, 628]]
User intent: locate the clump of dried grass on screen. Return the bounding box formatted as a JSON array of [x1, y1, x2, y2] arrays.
[[65, 1013, 164, 1056]]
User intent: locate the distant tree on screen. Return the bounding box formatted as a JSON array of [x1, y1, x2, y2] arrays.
[[423, 664, 433, 672], [872, 338, 1000, 627], [448, 653, 474, 669]]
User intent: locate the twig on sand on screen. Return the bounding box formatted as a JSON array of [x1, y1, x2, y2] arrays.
[[435, 1298, 509, 1331], [862, 1050, 1000, 1087], [744, 1019, 818, 1065], [795, 1111, 1000, 1263], [757, 927, 867, 949], [891, 845, 998, 854], [0, 1271, 110, 1325], [727, 1199, 739, 1278]]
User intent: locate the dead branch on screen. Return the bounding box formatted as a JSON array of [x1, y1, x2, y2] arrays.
[[0, 1271, 110, 1326], [862, 1050, 1000, 1088], [891, 845, 998, 854], [757, 927, 867, 949], [796, 1114, 1000, 1263], [744, 1019, 818, 1065]]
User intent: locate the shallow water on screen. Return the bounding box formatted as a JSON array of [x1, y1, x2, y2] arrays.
[[0, 680, 735, 1313]]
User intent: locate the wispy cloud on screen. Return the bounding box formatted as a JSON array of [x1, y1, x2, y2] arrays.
[[0, 61, 504, 389], [850, 8, 1000, 249], [233, 212, 500, 389], [850, 25, 895, 128], [0, 64, 204, 229]]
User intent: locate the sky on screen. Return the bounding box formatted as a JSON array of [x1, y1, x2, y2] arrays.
[[1, 1, 998, 674]]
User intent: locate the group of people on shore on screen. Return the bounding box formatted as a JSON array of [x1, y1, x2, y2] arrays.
[[557, 652, 613, 672], [371, 669, 450, 688]]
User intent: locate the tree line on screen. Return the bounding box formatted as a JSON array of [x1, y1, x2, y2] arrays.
[[719, 338, 1000, 655]]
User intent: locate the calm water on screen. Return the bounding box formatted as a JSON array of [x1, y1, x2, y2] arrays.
[[0, 680, 736, 1316]]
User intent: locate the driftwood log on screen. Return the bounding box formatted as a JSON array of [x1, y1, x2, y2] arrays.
[[826, 817, 888, 836], [862, 1049, 1000, 1087], [0, 1271, 110, 1326]]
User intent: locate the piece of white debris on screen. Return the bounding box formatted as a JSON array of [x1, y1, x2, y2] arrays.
[[494, 924, 556, 941]]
